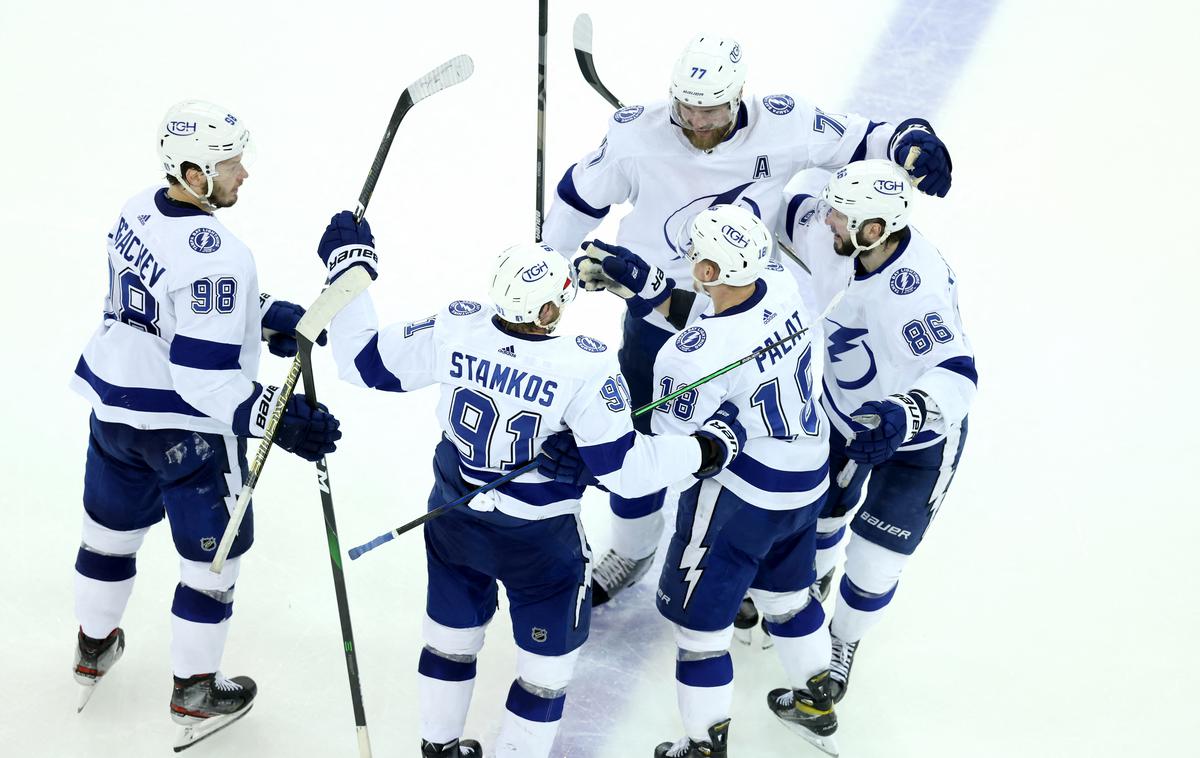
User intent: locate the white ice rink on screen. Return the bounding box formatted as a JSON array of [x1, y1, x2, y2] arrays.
[[2, 0, 1198, 756]]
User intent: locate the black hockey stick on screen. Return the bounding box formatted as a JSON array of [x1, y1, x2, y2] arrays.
[[535, 0, 548, 241], [573, 14, 624, 109], [348, 322, 819, 560]]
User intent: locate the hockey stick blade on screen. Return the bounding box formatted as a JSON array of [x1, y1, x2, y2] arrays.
[[355, 54, 475, 220], [573, 14, 624, 109]]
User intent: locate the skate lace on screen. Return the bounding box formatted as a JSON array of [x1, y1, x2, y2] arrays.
[[774, 689, 796, 708], [664, 736, 695, 757], [593, 550, 638, 590], [212, 673, 242, 692], [830, 637, 858, 682]]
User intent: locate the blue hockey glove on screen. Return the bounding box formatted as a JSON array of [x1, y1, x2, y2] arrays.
[[893, 129, 953, 198], [576, 239, 674, 318], [694, 402, 746, 479], [844, 392, 928, 465], [536, 431, 599, 487], [260, 298, 327, 357], [317, 210, 378, 283], [273, 394, 343, 462]]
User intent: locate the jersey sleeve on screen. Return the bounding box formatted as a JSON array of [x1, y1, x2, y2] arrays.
[[794, 100, 899, 171], [541, 123, 634, 258], [562, 361, 702, 498], [328, 291, 438, 393], [649, 336, 730, 438]]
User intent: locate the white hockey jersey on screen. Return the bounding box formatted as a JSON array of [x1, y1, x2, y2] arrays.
[[71, 185, 275, 435], [542, 94, 916, 288], [779, 170, 977, 451], [651, 268, 830, 510], [329, 294, 704, 521]]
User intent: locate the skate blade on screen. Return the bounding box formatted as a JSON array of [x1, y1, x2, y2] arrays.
[[76, 682, 97, 713], [173, 703, 254, 753], [761, 633, 775, 650], [733, 627, 753, 646], [776, 718, 840, 756]]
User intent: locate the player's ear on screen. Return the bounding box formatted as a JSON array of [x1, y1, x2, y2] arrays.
[[539, 302, 557, 324], [183, 163, 205, 191]]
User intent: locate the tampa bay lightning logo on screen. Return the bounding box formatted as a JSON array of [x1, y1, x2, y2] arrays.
[[522, 262, 549, 282], [676, 326, 707, 353], [889, 268, 921, 295], [575, 335, 607, 353], [766, 260, 784, 272], [448, 300, 481, 316], [664, 183, 762, 261], [189, 228, 221, 253], [826, 319, 877, 390], [613, 105, 644, 123], [763, 94, 795, 115]]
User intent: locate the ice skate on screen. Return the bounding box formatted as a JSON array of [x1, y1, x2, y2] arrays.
[[733, 597, 759, 645], [767, 673, 839, 756], [811, 569, 834, 602], [171, 672, 257, 752], [829, 635, 859, 704], [654, 718, 729, 757], [591, 548, 654, 606], [422, 737, 482, 756], [74, 627, 125, 713]]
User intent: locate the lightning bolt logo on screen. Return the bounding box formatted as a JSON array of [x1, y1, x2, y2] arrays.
[[826, 318, 878, 390], [679, 483, 721, 610]]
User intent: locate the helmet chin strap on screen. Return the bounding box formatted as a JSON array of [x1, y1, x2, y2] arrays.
[[534, 304, 564, 332], [178, 169, 217, 212], [850, 225, 888, 256]]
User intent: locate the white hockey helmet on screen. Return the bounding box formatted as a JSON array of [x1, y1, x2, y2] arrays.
[[669, 34, 746, 131], [157, 100, 251, 204], [822, 159, 913, 254], [489, 242, 577, 331], [687, 204, 771, 287]]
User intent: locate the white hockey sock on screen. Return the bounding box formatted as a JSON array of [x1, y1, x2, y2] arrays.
[[75, 573, 135, 639], [830, 575, 897, 643], [610, 510, 664, 560], [675, 653, 734, 742], [170, 579, 234, 677], [494, 680, 566, 758], [765, 597, 830, 689], [814, 524, 848, 581], [418, 648, 476, 743]]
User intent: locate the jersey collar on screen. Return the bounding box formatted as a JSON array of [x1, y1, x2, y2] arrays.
[[701, 278, 767, 319], [154, 187, 210, 218], [491, 315, 557, 341], [854, 231, 912, 281]]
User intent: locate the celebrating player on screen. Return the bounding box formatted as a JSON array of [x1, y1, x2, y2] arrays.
[[319, 213, 745, 758], [777, 160, 976, 704], [68, 100, 343, 749], [542, 32, 955, 604]]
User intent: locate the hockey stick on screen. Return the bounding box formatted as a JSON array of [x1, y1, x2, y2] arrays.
[[348, 322, 820, 560], [535, 0, 548, 240], [573, 14, 624, 109]]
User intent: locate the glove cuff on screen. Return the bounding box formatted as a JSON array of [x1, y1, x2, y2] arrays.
[[232, 382, 284, 438], [885, 392, 927, 443], [693, 422, 741, 479], [325, 244, 379, 284]]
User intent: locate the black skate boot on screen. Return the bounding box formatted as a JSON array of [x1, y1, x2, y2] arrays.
[[768, 672, 839, 756], [654, 718, 729, 757], [171, 672, 257, 752], [421, 737, 483, 756], [829, 635, 860, 704], [812, 568, 835, 602], [74, 627, 125, 712], [591, 548, 654, 606], [732, 597, 759, 645]]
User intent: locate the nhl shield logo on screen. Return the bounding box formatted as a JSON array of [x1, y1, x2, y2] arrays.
[[200, 537, 217, 552], [531, 627, 548, 643]]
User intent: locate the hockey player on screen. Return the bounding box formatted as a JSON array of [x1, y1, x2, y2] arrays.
[[318, 212, 745, 758], [68, 100, 343, 748], [542, 32, 955, 604], [576, 205, 840, 757], [777, 160, 976, 704]]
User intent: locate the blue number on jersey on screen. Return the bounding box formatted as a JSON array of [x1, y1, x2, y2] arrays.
[[902, 312, 954, 356], [114, 267, 160, 335], [812, 108, 846, 136], [600, 375, 631, 412], [657, 377, 697, 421], [403, 315, 437, 338], [449, 387, 541, 470], [749, 344, 820, 438], [191, 277, 237, 314]]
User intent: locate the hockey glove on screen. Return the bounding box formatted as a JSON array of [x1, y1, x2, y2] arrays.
[[536, 431, 599, 487], [844, 392, 928, 465], [577, 240, 674, 318], [893, 129, 953, 198], [272, 395, 343, 462], [318, 210, 378, 284], [694, 402, 746, 479], [259, 297, 327, 358]]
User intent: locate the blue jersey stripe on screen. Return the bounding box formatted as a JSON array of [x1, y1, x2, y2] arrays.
[[726, 453, 829, 494], [75, 357, 205, 417], [578, 430, 636, 477], [937, 355, 978, 386], [460, 462, 584, 506], [556, 164, 611, 219], [353, 334, 405, 392], [169, 334, 242, 371], [784, 193, 812, 243]]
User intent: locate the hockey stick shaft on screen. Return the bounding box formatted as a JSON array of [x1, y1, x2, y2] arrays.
[[348, 323, 817, 559], [535, 0, 548, 241], [573, 14, 624, 109]]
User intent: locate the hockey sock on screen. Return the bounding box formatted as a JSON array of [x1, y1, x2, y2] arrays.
[[170, 583, 233, 677], [609, 508, 664, 560], [495, 679, 567, 758], [74, 547, 136, 639], [765, 598, 830, 689], [814, 526, 847, 582], [675, 652, 734, 742], [418, 647, 476, 744], [830, 575, 897, 643]]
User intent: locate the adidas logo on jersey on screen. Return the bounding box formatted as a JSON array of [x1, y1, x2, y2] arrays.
[[762, 309, 777, 325], [137, 214, 151, 225], [499, 345, 516, 357]]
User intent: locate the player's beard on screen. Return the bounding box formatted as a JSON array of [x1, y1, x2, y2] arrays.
[[208, 184, 239, 209], [683, 125, 731, 151], [832, 233, 857, 257]]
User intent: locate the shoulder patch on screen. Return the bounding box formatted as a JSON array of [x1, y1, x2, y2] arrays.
[[762, 95, 795, 115], [889, 268, 922, 295], [613, 105, 644, 124], [675, 326, 707, 353], [448, 300, 482, 315], [189, 228, 221, 254], [766, 260, 784, 272], [575, 335, 607, 353]]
